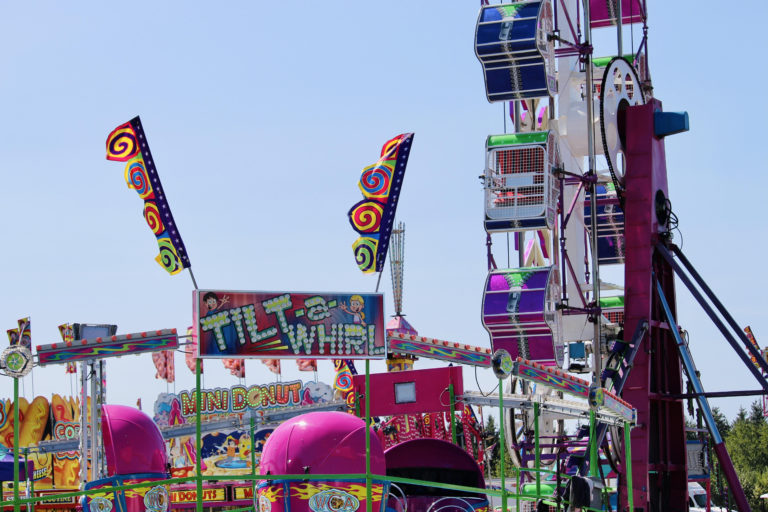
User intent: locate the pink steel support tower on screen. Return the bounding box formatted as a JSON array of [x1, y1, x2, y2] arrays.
[[621, 99, 688, 512]]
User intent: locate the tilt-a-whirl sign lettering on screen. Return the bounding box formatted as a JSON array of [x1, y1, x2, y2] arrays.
[[195, 291, 385, 359]]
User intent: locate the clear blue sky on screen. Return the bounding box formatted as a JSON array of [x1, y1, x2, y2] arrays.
[[0, 1, 765, 422]]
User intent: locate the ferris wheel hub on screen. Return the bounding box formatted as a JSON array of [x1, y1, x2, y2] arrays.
[[599, 57, 645, 186]]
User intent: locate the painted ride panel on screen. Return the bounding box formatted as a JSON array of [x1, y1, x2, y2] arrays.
[[83, 475, 169, 512], [352, 367, 462, 417]]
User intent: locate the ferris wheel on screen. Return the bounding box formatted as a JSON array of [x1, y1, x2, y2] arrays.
[[471, 1, 759, 511]]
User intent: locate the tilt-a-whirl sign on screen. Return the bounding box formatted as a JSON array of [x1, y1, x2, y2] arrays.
[[195, 290, 385, 359]]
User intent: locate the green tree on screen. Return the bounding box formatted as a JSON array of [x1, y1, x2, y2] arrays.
[[484, 415, 500, 477], [712, 407, 731, 438], [748, 401, 766, 426], [686, 417, 702, 440], [482, 413, 516, 478], [724, 401, 768, 510]]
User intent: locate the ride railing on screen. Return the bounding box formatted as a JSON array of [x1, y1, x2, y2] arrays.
[[0, 467, 619, 512]]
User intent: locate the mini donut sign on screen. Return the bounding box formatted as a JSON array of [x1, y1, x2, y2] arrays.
[[196, 290, 385, 359]]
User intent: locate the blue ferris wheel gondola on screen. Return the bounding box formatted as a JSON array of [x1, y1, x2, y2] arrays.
[[474, 1, 556, 102], [585, 184, 625, 265]]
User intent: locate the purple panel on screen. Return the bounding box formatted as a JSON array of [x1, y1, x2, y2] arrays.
[[489, 336, 555, 364], [0, 454, 34, 481], [487, 270, 549, 291], [483, 291, 546, 319], [489, 326, 550, 337], [492, 339, 520, 359], [527, 335, 557, 361], [589, 0, 644, 28]]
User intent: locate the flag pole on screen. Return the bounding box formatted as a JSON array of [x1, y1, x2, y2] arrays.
[[374, 271, 383, 293], [188, 268, 199, 290]]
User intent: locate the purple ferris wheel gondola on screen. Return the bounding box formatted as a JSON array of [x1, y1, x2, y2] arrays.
[[474, 1, 556, 102], [481, 265, 563, 366]]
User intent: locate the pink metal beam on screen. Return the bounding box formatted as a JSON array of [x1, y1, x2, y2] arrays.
[[387, 333, 492, 368], [621, 100, 687, 511]]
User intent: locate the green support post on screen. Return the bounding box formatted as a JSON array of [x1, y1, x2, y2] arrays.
[[624, 422, 634, 512], [589, 410, 598, 478], [195, 358, 203, 512], [365, 360, 372, 512], [13, 377, 19, 512], [498, 378, 507, 512], [449, 383, 458, 445], [534, 402, 540, 498], [250, 416, 257, 508]]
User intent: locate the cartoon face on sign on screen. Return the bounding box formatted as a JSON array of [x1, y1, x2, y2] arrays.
[[308, 489, 360, 512]]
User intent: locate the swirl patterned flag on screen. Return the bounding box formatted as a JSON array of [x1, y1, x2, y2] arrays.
[[349, 133, 414, 273], [333, 359, 358, 409], [106, 116, 191, 275]]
